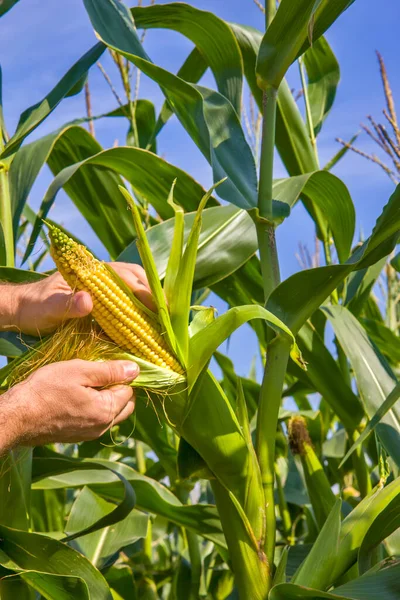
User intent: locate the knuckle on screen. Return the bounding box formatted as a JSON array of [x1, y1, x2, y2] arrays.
[[103, 361, 119, 384]]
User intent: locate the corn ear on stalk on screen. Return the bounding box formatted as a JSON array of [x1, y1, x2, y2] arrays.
[[288, 416, 336, 529], [47, 225, 184, 376]]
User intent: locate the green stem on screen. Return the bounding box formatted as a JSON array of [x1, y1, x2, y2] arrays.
[[0, 163, 14, 267], [186, 529, 202, 600], [143, 518, 153, 566], [256, 222, 280, 300], [135, 442, 154, 568], [176, 486, 202, 600], [275, 462, 292, 540], [256, 87, 280, 300], [323, 238, 339, 302], [350, 430, 372, 498], [258, 88, 277, 222], [265, 0, 277, 27], [298, 57, 319, 166], [254, 12, 284, 578], [212, 480, 270, 599], [135, 440, 146, 474], [256, 336, 291, 566]]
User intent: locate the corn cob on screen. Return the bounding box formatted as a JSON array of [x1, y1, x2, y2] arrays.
[[47, 225, 184, 375]]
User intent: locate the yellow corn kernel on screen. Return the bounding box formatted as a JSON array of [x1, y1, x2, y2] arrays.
[[48, 226, 184, 375]]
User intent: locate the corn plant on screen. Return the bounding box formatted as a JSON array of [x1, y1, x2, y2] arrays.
[[1, 1, 400, 599]]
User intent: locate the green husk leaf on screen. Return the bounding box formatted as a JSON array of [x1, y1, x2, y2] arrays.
[[118, 186, 178, 358], [170, 179, 226, 360], [164, 179, 184, 306]]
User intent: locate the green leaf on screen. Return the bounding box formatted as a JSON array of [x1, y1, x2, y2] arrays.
[[189, 307, 216, 338], [256, 0, 323, 90], [177, 437, 212, 480], [214, 351, 260, 420], [188, 304, 302, 388], [358, 493, 400, 574], [30, 450, 136, 544], [151, 47, 207, 142], [273, 171, 355, 262], [256, 0, 354, 90], [323, 305, 400, 468], [164, 181, 184, 307], [23, 144, 214, 265], [296, 321, 364, 430], [268, 184, 400, 333], [335, 563, 400, 600], [132, 396, 178, 482], [0, 331, 39, 357], [0, 267, 47, 283], [131, 2, 243, 114], [105, 566, 136, 600], [66, 487, 148, 568], [118, 204, 257, 290], [322, 428, 347, 459], [271, 562, 400, 599], [31, 454, 226, 548], [323, 133, 359, 172], [13, 127, 138, 261], [391, 252, 400, 272], [273, 489, 400, 596], [105, 100, 157, 152], [0, 221, 6, 266], [331, 478, 400, 585], [170, 181, 223, 359], [235, 379, 252, 449], [0, 449, 32, 530], [362, 318, 400, 364], [292, 499, 341, 588], [303, 36, 340, 136], [0, 0, 21, 17], [1, 44, 105, 159], [273, 547, 289, 586], [65, 73, 88, 99], [0, 66, 5, 140], [230, 23, 318, 176], [119, 186, 177, 357], [211, 480, 269, 599], [345, 258, 386, 318], [31, 489, 65, 534], [0, 525, 112, 599], [83, 0, 258, 210]]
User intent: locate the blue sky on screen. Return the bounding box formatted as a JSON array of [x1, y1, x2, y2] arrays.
[[1, 0, 399, 378]]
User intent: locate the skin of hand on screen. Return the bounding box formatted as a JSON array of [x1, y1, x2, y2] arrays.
[[0, 359, 139, 452], [0, 262, 150, 452], [9, 262, 155, 336]]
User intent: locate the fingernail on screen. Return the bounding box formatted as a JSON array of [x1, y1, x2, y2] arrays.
[[122, 362, 139, 380]]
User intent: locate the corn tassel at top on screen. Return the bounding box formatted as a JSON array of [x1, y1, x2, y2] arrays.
[[47, 225, 184, 375]]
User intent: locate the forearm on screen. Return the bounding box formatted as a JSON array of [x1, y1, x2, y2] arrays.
[[0, 284, 23, 331], [0, 388, 21, 454]]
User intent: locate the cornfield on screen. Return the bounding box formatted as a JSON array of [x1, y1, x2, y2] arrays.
[[0, 0, 400, 599]]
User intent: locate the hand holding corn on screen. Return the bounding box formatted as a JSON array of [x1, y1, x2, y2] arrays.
[[0, 359, 139, 452], [0, 262, 154, 336]]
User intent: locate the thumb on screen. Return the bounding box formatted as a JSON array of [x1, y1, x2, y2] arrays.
[[64, 291, 93, 318], [76, 360, 140, 388]]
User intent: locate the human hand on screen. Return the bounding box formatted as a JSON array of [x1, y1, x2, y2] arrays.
[[13, 262, 155, 336], [0, 359, 139, 450]]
